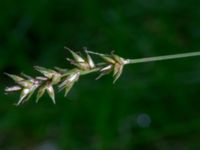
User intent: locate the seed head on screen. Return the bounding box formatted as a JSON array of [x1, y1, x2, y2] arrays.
[[5, 47, 129, 105], [88, 51, 126, 83], [5, 73, 41, 105], [65, 47, 95, 71]]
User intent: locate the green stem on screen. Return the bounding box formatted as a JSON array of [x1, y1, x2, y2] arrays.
[[125, 51, 200, 65]]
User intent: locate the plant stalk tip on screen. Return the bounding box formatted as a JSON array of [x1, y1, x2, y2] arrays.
[[125, 51, 200, 65]]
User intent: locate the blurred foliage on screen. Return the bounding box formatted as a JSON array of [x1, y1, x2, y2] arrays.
[[1, 0, 200, 149]]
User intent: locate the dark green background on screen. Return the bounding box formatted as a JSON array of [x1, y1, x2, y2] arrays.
[[1, 0, 200, 149]]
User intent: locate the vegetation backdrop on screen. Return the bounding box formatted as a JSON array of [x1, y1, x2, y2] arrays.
[[0, 0, 200, 149]]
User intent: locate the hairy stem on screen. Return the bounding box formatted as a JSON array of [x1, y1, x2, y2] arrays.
[[125, 51, 200, 65]]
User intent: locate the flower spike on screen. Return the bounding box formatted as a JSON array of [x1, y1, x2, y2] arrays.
[[87, 51, 126, 83], [65, 47, 95, 71], [5, 47, 200, 105]]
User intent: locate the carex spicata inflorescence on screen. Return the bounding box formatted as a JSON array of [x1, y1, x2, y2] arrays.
[[5, 47, 126, 105], [5, 47, 200, 105]]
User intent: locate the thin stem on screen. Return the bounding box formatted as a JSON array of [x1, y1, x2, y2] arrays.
[[125, 51, 200, 65]]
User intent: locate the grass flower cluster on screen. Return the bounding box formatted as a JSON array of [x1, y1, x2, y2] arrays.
[[5, 47, 200, 105]]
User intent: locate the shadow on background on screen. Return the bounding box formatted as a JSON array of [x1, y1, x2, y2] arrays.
[[0, 0, 200, 149]]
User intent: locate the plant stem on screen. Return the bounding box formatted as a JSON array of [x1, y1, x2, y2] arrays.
[[125, 51, 200, 65]]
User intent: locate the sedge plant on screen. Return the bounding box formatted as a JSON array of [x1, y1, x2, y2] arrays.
[[4, 47, 200, 105]]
